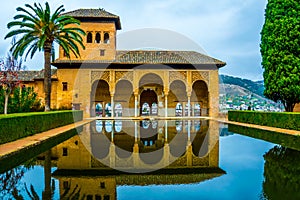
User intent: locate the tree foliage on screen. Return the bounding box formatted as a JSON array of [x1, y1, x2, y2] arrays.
[[260, 0, 300, 112], [0, 86, 42, 114], [0, 39, 23, 114], [5, 2, 85, 111]]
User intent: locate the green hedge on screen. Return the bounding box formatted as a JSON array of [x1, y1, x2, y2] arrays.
[[228, 111, 300, 131], [0, 110, 83, 144]]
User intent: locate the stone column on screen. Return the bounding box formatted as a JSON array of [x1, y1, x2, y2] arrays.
[[209, 70, 219, 118], [164, 120, 168, 142], [110, 94, 114, 118], [134, 93, 138, 117], [188, 96, 191, 117], [164, 95, 168, 118]]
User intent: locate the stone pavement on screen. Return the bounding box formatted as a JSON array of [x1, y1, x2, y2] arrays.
[[0, 119, 92, 159]]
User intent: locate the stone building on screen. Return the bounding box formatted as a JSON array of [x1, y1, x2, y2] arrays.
[[23, 8, 226, 118]]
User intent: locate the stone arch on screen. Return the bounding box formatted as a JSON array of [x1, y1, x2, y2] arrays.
[[169, 80, 187, 116], [191, 80, 209, 116], [91, 80, 110, 117], [139, 73, 164, 88], [115, 80, 134, 116]]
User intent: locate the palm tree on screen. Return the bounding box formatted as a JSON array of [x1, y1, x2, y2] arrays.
[[5, 2, 85, 111]]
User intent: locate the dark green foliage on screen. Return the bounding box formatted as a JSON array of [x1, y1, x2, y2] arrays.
[[0, 110, 83, 144], [228, 111, 300, 130], [220, 75, 265, 97], [260, 0, 300, 111], [263, 146, 300, 200], [0, 86, 42, 114]]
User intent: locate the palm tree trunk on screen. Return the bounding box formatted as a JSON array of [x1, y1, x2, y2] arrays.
[[44, 43, 52, 111]]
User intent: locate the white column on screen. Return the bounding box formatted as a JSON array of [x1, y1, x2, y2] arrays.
[[188, 96, 191, 117], [165, 95, 168, 118], [165, 120, 168, 143], [110, 95, 114, 118], [134, 94, 138, 117]]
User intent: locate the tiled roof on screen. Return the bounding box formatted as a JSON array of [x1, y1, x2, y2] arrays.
[[53, 50, 226, 67], [17, 69, 57, 82], [62, 8, 121, 30]]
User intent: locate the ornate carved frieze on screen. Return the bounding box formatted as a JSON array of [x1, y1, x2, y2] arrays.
[[91, 71, 110, 83], [192, 71, 209, 84], [169, 71, 187, 84], [115, 71, 133, 82]]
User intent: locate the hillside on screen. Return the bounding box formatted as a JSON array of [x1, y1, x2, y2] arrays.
[[219, 74, 283, 112], [220, 74, 265, 97]]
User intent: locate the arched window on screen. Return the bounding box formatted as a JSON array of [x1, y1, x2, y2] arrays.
[[151, 103, 158, 115], [175, 103, 183, 117], [95, 103, 103, 117], [87, 32, 92, 43], [105, 121, 112, 133], [95, 32, 101, 43], [96, 120, 103, 133], [142, 103, 150, 115], [194, 103, 201, 116], [115, 121, 122, 133], [184, 103, 191, 116], [151, 121, 158, 129], [115, 103, 122, 117], [105, 103, 112, 117], [104, 32, 110, 44]]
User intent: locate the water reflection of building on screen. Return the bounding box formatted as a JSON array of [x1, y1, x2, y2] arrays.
[[52, 120, 223, 198]]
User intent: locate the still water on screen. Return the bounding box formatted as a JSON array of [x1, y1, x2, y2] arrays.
[[1, 120, 300, 200]]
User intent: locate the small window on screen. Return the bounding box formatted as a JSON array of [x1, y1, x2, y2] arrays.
[[95, 195, 102, 200], [95, 32, 101, 43], [87, 195, 93, 200], [63, 50, 67, 57], [87, 32, 93, 43], [62, 82, 68, 91], [100, 50, 105, 56], [62, 148, 68, 156], [63, 181, 69, 189], [104, 33, 110, 44], [104, 195, 110, 200], [100, 182, 105, 188]]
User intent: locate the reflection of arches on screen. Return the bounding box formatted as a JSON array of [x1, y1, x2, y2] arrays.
[[175, 103, 183, 117], [115, 121, 122, 132], [96, 120, 103, 133], [104, 120, 112, 133], [104, 32, 110, 44], [91, 80, 110, 117], [176, 120, 183, 133], [87, 32, 92, 43], [95, 32, 101, 43], [192, 80, 209, 116]]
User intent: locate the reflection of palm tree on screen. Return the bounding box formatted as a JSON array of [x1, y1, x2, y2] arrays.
[[12, 150, 84, 199]]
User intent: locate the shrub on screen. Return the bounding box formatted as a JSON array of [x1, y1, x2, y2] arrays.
[[228, 111, 300, 131], [0, 110, 83, 144]]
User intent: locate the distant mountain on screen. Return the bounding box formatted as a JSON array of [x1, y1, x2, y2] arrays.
[[220, 74, 265, 97]]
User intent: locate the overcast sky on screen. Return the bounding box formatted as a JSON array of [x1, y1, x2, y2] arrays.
[[0, 0, 267, 80]]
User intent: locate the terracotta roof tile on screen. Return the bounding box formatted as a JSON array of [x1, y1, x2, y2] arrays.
[[62, 8, 121, 30], [53, 50, 226, 67], [17, 69, 57, 82]]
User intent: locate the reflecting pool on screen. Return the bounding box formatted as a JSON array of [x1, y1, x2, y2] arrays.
[[1, 120, 300, 200]]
